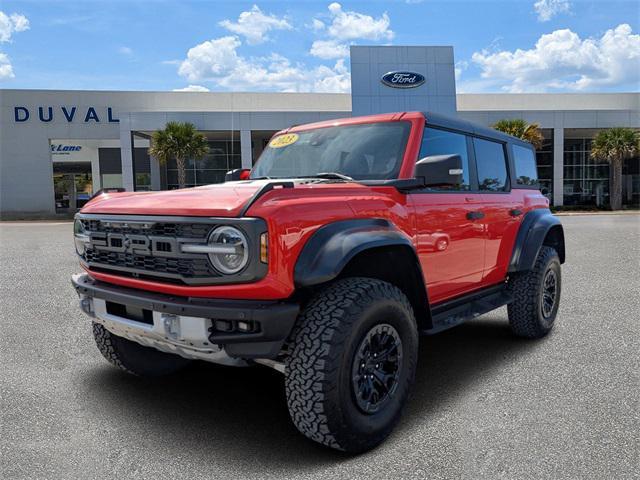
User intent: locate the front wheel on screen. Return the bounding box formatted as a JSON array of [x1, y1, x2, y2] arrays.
[[508, 246, 561, 339], [285, 277, 418, 453]]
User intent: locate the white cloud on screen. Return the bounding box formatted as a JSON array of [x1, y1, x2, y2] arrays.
[[324, 3, 393, 41], [533, 0, 571, 22], [118, 46, 133, 55], [471, 24, 640, 92], [177, 35, 350, 93], [173, 85, 210, 92], [0, 11, 29, 43], [219, 5, 291, 45], [454, 60, 468, 81], [0, 51, 14, 79], [310, 18, 325, 31], [310, 39, 349, 60]]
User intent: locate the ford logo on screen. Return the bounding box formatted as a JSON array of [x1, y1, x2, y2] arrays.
[[381, 71, 426, 89]]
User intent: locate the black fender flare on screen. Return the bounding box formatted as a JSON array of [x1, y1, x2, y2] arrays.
[[509, 208, 565, 273], [294, 219, 418, 287]]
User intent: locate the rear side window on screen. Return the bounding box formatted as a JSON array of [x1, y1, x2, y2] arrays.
[[512, 144, 539, 186], [473, 138, 508, 192], [419, 127, 471, 190]]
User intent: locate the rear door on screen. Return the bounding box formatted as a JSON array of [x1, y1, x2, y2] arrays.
[[409, 127, 486, 304], [471, 137, 522, 286]]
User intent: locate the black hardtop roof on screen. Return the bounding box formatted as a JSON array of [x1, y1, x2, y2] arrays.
[[422, 111, 534, 149]]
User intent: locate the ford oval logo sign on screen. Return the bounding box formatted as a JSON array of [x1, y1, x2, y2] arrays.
[[381, 71, 426, 89]]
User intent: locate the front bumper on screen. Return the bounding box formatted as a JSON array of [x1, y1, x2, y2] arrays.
[[72, 273, 299, 360]]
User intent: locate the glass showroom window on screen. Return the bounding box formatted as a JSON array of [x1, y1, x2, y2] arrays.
[[165, 138, 242, 189], [563, 136, 609, 206], [536, 130, 553, 202]]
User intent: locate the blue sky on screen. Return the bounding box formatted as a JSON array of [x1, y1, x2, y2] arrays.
[[0, 0, 638, 93]]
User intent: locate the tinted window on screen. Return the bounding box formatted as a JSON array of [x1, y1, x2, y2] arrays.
[[473, 138, 508, 191], [512, 144, 538, 186], [418, 127, 471, 190]]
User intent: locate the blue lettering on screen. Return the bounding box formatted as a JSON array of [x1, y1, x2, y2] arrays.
[[14, 107, 29, 122], [61, 106, 76, 122], [38, 106, 53, 122], [107, 107, 119, 123], [84, 107, 100, 122]]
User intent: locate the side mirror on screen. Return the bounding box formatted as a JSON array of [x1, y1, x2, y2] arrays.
[[540, 186, 550, 195], [225, 168, 251, 182], [415, 154, 463, 188]]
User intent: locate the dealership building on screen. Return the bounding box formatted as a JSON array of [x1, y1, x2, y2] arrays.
[[1, 45, 638, 216]]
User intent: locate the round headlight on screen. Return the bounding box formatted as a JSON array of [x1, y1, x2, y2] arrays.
[[207, 226, 249, 274]]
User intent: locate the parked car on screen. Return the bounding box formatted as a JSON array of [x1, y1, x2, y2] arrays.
[[72, 111, 565, 453]]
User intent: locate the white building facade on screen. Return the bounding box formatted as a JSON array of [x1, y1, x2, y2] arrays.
[[1, 46, 638, 216]]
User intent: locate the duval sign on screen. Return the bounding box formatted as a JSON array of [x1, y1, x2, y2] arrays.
[[14, 106, 119, 123], [380, 71, 426, 89]]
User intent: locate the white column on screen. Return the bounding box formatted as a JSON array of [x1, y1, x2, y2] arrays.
[[553, 127, 564, 207], [240, 129, 252, 169], [149, 155, 161, 190], [119, 119, 135, 191], [90, 150, 101, 193]]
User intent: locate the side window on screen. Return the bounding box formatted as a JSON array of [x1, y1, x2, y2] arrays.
[[473, 138, 508, 192], [512, 144, 538, 186], [418, 127, 471, 190]]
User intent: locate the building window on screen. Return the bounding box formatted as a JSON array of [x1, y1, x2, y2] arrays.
[[563, 136, 609, 206], [536, 130, 553, 201], [165, 139, 241, 189]]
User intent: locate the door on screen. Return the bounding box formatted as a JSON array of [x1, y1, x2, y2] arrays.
[[471, 137, 521, 285], [411, 127, 486, 304]]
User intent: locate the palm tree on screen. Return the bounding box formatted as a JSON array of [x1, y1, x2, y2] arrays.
[[148, 122, 209, 189], [492, 119, 544, 150], [590, 128, 640, 210]]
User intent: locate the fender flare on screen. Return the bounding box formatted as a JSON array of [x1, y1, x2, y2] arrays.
[[293, 219, 418, 287], [509, 208, 565, 273]]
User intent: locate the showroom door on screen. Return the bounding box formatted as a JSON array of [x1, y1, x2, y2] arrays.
[[52, 163, 92, 213]]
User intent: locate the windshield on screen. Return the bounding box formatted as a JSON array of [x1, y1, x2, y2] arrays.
[[250, 121, 411, 180]]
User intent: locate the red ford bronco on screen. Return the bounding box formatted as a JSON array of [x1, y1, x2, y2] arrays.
[[72, 111, 565, 453]]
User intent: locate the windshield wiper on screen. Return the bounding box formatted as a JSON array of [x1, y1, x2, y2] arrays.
[[313, 172, 354, 181]]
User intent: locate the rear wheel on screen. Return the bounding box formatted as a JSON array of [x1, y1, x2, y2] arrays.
[[508, 246, 561, 338], [92, 323, 191, 377], [285, 277, 418, 453]]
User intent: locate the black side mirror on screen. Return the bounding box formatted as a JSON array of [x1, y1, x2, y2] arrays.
[[415, 154, 463, 188], [225, 168, 251, 182], [540, 186, 550, 195]]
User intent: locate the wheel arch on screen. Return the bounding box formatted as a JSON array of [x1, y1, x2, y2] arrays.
[[293, 219, 431, 329], [509, 208, 565, 273]]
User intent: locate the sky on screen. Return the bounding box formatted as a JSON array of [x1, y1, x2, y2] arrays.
[[0, 0, 638, 93]]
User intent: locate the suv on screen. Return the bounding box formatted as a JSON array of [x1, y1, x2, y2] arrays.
[[72, 111, 565, 453]]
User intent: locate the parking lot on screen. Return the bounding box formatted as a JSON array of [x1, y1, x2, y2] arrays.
[[1, 214, 638, 479]]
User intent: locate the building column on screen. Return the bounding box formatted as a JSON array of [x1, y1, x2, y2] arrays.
[[119, 118, 135, 191], [240, 129, 252, 169], [553, 127, 564, 207], [90, 150, 101, 193]]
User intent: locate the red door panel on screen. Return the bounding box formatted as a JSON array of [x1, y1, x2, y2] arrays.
[[410, 193, 486, 304]]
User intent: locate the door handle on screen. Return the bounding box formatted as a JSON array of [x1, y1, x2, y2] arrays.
[[509, 209, 523, 217], [466, 211, 485, 220]]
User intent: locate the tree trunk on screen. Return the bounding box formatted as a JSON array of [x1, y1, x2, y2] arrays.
[[610, 159, 622, 210], [176, 157, 187, 189]]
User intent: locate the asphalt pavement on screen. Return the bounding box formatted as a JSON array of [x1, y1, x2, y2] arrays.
[[1, 215, 638, 479]]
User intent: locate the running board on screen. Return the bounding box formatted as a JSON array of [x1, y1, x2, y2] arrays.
[[422, 285, 513, 335]]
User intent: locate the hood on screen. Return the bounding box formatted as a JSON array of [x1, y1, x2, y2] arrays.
[[81, 182, 271, 217]]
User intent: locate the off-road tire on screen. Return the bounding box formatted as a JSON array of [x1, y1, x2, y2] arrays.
[[285, 277, 418, 453], [508, 246, 561, 338], [92, 322, 191, 377]]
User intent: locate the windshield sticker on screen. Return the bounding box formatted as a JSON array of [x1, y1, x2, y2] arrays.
[[269, 133, 299, 148]]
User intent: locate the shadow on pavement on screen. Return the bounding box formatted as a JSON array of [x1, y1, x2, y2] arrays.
[[80, 313, 536, 467]]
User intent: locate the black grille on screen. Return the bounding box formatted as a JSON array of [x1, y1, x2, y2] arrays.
[[80, 219, 212, 239]]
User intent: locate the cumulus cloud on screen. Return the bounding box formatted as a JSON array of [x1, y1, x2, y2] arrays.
[[0, 51, 14, 79], [219, 5, 291, 45], [173, 85, 210, 92], [177, 35, 350, 92], [533, 0, 571, 22], [118, 46, 133, 55], [325, 3, 393, 41], [0, 11, 29, 42], [471, 24, 640, 92], [310, 39, 350, 60]]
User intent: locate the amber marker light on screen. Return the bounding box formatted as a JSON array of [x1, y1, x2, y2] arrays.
[[260, 233, 268, 263]]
